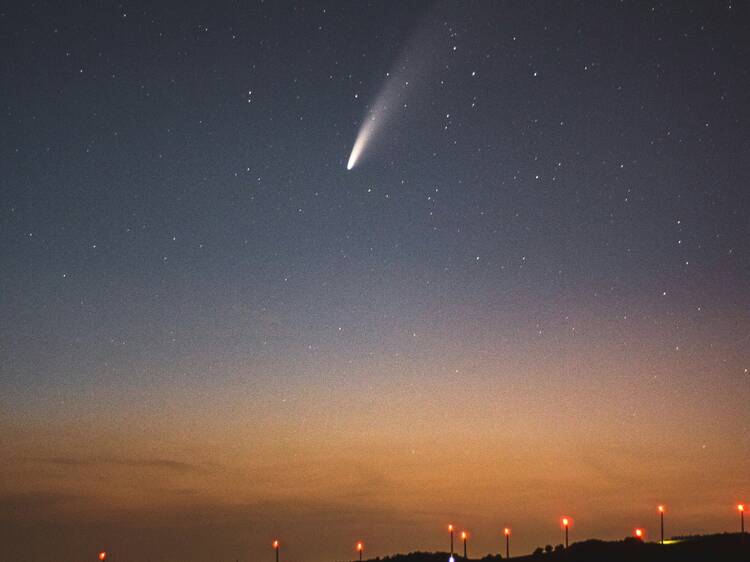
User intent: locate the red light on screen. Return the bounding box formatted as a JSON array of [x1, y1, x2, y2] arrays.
[[562, 517, 570, 527], [658, 505, 665, 513], [635, 528, 643, 539], [461, 531, 468, 540], [273, 540, 279, 549], [357, 542, 363, 551], [98, 553, 107, 561], [739, 504, 745, 512], [504, 527, 511, 536]]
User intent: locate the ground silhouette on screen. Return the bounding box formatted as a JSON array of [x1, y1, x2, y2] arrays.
[[350, 533, 747, 562]]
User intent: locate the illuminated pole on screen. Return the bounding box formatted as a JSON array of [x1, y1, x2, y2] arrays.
[[504, 528, 510, 559], [273, 540, 279, 562], [562, 518, 570, 549], [356, 541, 363, 562], [461, 531, 468, 559], [98, 552, 107, 562], [448, 524, 454, 557], [739, 504, 745, 534], [634, 528, 643, 540], [660, 506, 665, 544]]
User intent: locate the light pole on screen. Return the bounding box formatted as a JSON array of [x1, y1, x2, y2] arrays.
[[634, 528, 644, 540], [658, 505, 665, 544], [273, 540, 280, 562], [461, 531, 468, 559], [98, 552, 107, 562], [504, 528, 510, 559], [562, 518, 570, 549], [739, 504, 745, 534], [448, 524, 454, 557], [356, 541, 364, 562]]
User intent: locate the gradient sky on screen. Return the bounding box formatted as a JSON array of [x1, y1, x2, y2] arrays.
[[1, 1, 749, 561]]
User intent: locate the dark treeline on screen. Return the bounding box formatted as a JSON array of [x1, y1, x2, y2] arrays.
[[347, 533, 747, 562]]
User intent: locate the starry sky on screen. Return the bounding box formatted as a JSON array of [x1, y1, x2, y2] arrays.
[[1, 1, 749, 561]]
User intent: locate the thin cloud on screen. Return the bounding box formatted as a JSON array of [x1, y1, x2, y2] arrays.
[[41, 456, 204, 473]]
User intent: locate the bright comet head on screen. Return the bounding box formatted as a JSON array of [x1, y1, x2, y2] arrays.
[[346, 118, 375, 170]]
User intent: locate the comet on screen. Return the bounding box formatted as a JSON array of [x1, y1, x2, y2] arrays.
[[346, 115, 375, 170], [346, 71, 406, 170], [346, 8, 446, 170]]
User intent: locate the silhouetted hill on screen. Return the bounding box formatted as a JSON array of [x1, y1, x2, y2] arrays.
[[354, 533, 748, 562]]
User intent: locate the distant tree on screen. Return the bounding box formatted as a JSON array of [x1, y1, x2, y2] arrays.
[[544, 544, 553, 553], [553, 544, 564, 552], [532, 547, 544, 556]]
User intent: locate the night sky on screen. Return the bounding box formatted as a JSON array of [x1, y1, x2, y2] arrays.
[[2, 2, 749, 561]]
